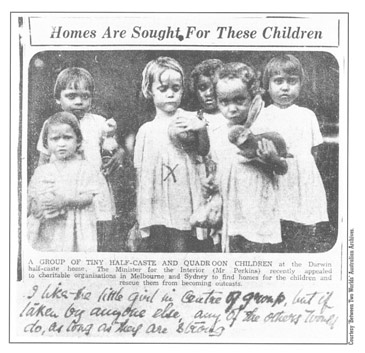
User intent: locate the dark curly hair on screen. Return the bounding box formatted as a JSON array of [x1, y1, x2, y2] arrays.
[[215, 62, 263, 97], [189, 59, 223, 94]]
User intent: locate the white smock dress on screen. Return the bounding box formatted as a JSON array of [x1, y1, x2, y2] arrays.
[[209, 122, 281, 252], [134, 112, 205, 238], [253, 104, 329, 225]]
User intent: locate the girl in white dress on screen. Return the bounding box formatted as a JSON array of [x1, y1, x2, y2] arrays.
[[36, 67, 124, 251], [253, 54, 329, 252], [213, 62, 287, 253], [28, 112, 99, 252], [134, 57, 209, 252]]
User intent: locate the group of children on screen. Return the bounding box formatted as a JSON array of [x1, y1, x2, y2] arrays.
[[27, 54, 329, 253]]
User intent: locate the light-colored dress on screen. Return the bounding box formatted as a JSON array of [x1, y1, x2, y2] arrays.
[[134, 111, 205, 238], [204, 111, 227, 133], [253, 104, 328, 224], [209, 123, 281, 252], [37, 113, 114, 220], [28, 160, 99, 252]]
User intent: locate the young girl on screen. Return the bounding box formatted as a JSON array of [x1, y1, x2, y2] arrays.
[[134, 56, 209, 252], [189, 59, 226, 251], [36, 67, 123, 251], [28, 112, 99, 252], [189, 59, 226, 129], [212, 62, 287, 253], [253, 54, 329, 252]]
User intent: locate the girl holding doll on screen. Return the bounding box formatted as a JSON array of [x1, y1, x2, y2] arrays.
[[253, 54, 329, 252], [28, 112, 99, 252], [212, 62, 288, 253], [36, 67, 123, 251], [134, 56, 209, 252]]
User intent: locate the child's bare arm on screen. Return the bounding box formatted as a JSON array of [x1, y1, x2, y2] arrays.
[[66, 192, 94, 208], [188, 114, 210, 156], [102, 147, 126, 176], [196, 126, 210, 156], [201, 174, 219, 198], [175, 115, 210, 156], [42, 192, 94, 212], [311, 145, 320, 163], [101, 118, 126, 176]]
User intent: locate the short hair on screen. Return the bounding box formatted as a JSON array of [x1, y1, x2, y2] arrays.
[[215, 62, 262, 97], [189, 59, 223, 94], [141, 56, 185, 99], [54, 67, 95, 100], [42, 111, 83, 149], [262, 54, 305, 90]]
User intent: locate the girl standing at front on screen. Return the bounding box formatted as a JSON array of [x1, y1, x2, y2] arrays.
[[134, 57, 209, 252], [36, 67, 123, 251], [213, 62, 287, 253], [253, 54, 329, 252], [28, 112, 99, 252]]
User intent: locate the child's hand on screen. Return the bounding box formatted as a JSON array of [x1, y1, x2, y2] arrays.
[[201, 175, 218, 198], [256, 138, 288, 175], [29, 199, 44, 218], [102, 147, 125, 176], [256, 138, 279, 163], [104, 118, 117, 137], [41, 192, 67, 212], [175, 114, 207, 132], [102, 137, 119, 153]]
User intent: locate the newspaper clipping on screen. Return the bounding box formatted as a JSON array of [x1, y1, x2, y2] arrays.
[[9, 12, 350, 344]]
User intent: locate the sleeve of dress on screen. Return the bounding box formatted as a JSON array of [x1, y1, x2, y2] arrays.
[[133, 124, 147, 170], [95, 114, 107, 147], [78, 161, 100, 196], [27, 167, 42, 216], [36, 119, 50, 155], [309, 110, 323, 147]]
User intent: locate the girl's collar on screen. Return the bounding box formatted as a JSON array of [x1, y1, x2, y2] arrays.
[[53, 155, 79, 166], [270, 103, 297, 110]]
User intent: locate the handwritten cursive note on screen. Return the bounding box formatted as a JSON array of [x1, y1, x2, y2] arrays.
[[17, 283, 340, 339]]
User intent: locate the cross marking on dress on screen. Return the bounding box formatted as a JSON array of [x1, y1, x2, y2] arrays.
[[163, 163, 179, 182]]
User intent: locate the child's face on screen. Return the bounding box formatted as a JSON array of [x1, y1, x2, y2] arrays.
[[268, 72, 301, 108], [56, 83, 92, 119], [47, 123, 79, 161], [151, 69, 183, 114], [196, 75, 218, 113], [216, 78, 252, 125]]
